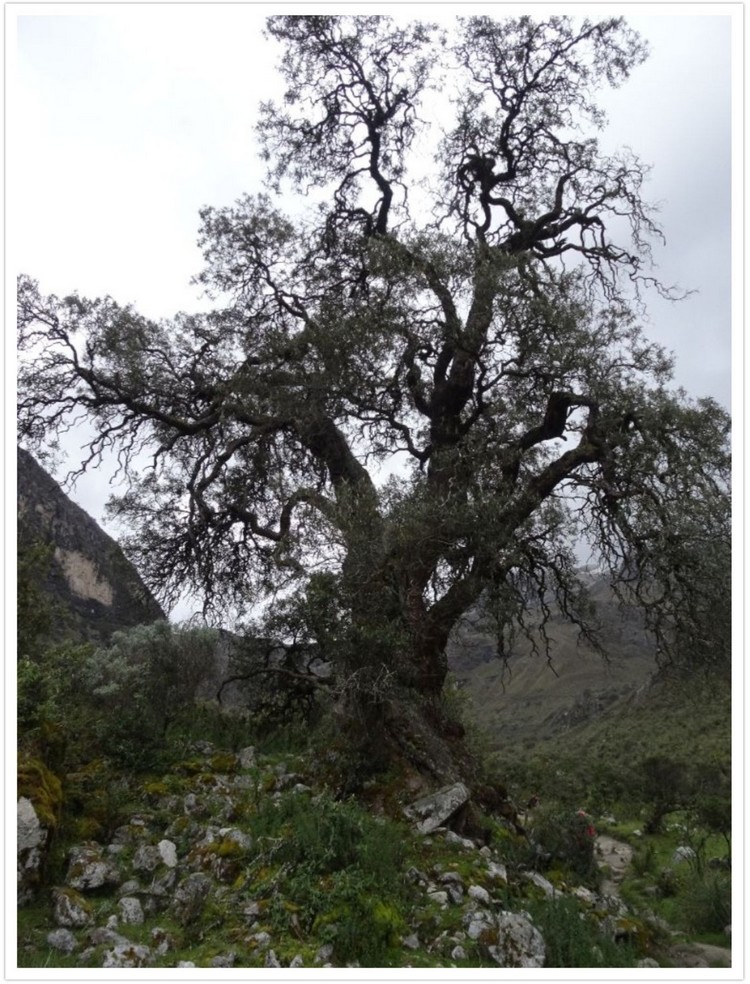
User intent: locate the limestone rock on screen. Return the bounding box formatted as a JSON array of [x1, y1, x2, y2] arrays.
[[66, 843, 120, 891], [17, 797, 48, 905], [491, 911, 546, 968], [52, 888, 93, 928], [46, 928, 78, 954], [404, 782, 470, 835], [101, 943, 153, 968], [157, 839, 178, 868], [171, 873, 212, 926], [118, 896, 144, 925]]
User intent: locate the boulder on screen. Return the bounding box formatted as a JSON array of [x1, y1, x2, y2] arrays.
[[52, 888, 92, 928], [65, 843, 120, 891], [17, 797, 48, 905], [46, 928, 78, 954], [404, 783, 470, 835], [101, 944, 153, 968], [491, 911, 546, 968], [171, 873, 212, 926]]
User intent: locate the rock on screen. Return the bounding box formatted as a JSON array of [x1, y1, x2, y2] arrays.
[[451, 945, 467, 960], [151, 927, 174, 955], [52, 887, 92, 928], [671, 845, 697, 864], [637, 958, 660, 968], [523, 871, 556, 897], [251, 931, 272, 949], [171, 873, 212, 926], [289, 955, 305, 968], [218, 827, 252, 852], [117, 879, 141, 897], [465, 908, 494, 941], [406, 866, 429, 885], [210, 952, 236, 967], [402, 933, 420, 950], [118, 896, 144, 925], [177, 961, 196, 968], [101, 944, 153, 968], [446, 884, 464, 905], [238, 746, 256, 769], [572, 886, 597, 905], [486, 861, 508, 883], [491, 911, 546, 968], [132, 844, 161, 872], [479, 845, 492, 858], [265, 949, 282, 968], [66, 843, 120, 891], [403, 782, 470, 835], [468, 885, 491, 905], [87, 927, 131, 947], [315, 943, 334, 964], [17, 797, 48, 905], [443, 830, 475, 850], [157, 839, 178, 868], [439, 871, 464, 886], [46, 928, 78, 953], [427, 890, 449, 908]]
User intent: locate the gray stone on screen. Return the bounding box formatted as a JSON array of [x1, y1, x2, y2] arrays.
[[52, 888, 92, 928], [132, 843, 160, 872], [177, 962, 196, 968], [119, 896, 144, 925], [17, 797, 48, 905], [637, 958, 660, 968], [523, 871, 557, 897], [151, 927, 174, 955], [468, 884, 491, 905], [172, 872, 212, 926], [238, 746, 256, 769], [451, 945, 467, 961], [252, 930, 272, 949], [117, 879, 141, 897], [402, 933, 420, 950], [491, 911, 546, 968], [87, 927, 131, 947], [439, 871, 464, 885], [403, 782, 470, 835], [671, 845, 697, 864], [157, 839, 178, 868], [447, 884, 464, 905], [265, 949, 282, 968], [465, 908, 494, 941], [427, 890, 449, 908], [102, 944, 153, 968], [217, 826, 252, 852], [66, 843, 120, 891], [443, 829, 475, 850], [46, 928, 78, 954], [289, 955, 305, 968], [315, 943, 334, 964], [486, 861, 508, 883], [210, 952, 236, 967], [572, 885, 597, 905]]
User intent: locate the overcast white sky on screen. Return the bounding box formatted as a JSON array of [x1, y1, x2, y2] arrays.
[[8, 3, 740, 620]]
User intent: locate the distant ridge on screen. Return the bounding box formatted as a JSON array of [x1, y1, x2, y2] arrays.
[[17, 446, 165, 645]]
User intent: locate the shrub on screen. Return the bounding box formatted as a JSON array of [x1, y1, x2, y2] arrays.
[[82, 622, 219, 767], [528, 895, 638, 968], [678, 870, 731, 935], [530, 807, 598, 881]]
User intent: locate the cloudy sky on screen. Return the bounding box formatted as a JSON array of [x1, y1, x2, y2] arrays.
[[9, 4, 739, 618]]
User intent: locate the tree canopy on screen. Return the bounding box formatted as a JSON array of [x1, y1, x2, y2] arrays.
[[18, 15, 730, 776]]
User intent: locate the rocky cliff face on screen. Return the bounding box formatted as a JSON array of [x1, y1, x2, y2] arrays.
[[17, 447, 165, 644]]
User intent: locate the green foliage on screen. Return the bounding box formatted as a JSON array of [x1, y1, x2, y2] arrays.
[[17, 755, 63, 830], [528, 895, 638, 968], [17, 537, 55, 658], [80, 621, 218, 768], [247, 791, 410, 965], [529, 807, 598, 882], [678, 870, 731, 935]]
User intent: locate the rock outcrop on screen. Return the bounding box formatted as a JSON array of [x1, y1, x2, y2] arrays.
[[17, 446, 165, 645]]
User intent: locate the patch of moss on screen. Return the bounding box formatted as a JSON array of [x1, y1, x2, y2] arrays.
[[18, 756, 63, 830]]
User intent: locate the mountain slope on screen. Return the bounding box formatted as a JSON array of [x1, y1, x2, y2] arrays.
[[17, 446, 165, 645]]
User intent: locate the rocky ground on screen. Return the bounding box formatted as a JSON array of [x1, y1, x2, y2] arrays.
[[17, 741, 682, 970]]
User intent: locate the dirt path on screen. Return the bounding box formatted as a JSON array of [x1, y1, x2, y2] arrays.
[[594, 834, 633, 897], [594, 834, 732, 969]]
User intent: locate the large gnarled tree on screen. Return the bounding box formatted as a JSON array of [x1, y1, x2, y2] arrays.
[[18, 15, 730, 781]]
